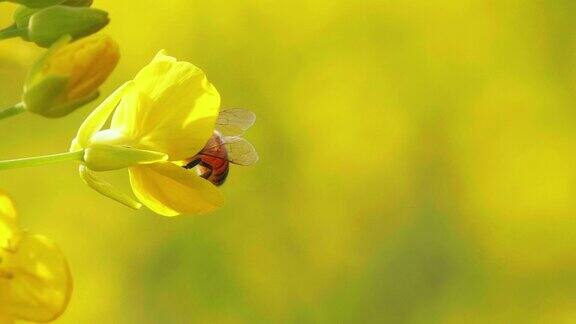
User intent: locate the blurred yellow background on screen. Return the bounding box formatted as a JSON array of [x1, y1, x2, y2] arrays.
[[2, 0, 576, 322]]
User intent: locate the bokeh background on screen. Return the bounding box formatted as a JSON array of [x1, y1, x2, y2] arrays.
[[2, 0, 576, 322]]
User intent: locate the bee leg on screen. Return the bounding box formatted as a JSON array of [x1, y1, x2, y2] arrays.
[[199, 161, 213, 179], [184, 158, 201, 169]]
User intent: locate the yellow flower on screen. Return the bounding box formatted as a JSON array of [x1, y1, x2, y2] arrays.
[[71, 51, 224, 216], [0, 192, 72, 323], [23, 34, 120, 118]]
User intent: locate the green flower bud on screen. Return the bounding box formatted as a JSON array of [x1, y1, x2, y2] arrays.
[[13, 7, 39, 40], [27, 6, 109, 47], [1, 0, 90, 7], [4, 0, 66, 8], [12, 0, 93, 30], [22, 35, 120, 118]]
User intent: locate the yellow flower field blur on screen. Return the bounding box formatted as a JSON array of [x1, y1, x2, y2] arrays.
[[2, 0, 576, 322]]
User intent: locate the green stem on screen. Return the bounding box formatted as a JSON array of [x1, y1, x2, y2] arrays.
[[0, 103, 25, 120], [0, 25, 26, 41], [0, 150, 84, 171]]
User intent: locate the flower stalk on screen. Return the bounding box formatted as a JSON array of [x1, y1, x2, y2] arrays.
[[0, 103, 26, 120], [0, 150, 84, 170], [0, 25, 26, 40]]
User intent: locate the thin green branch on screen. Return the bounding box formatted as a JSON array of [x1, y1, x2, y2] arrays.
[[0, 150, 85, 171], [0, 25, 26, 41], [0, 103, 26, 120]]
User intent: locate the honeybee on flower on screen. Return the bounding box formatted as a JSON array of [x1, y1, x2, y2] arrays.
[[70, 51, 257, 216]]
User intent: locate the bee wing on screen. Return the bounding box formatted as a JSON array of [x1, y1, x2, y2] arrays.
[[223, 136, 259, 166], [216, 108, 256, 136]]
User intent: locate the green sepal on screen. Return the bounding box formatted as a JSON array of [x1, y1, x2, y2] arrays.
[[84, 144, 168, 171], [28, 6, 109, 47], [22, 74, 68, 114], [79, 164, 142, 210], [26, 35, 71, 85], [63, 0, 92, 6], [41, 91, 99, 118], [22, 73, 99, 118]]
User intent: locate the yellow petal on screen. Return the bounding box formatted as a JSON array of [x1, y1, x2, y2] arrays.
[[150, 49, 177, 63], [0, 192, 18, 249], [106, 83, 143, 136], [0, 313, 14, 324], [111, 51, 220, 161], [129, 162, 224, 216], [0, 235, 72, 323], [79, 165, 142, 210], [75, 81, 133, 149]]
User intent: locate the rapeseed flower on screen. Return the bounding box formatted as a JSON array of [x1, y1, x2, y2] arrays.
[[71, 51, 224, 216]]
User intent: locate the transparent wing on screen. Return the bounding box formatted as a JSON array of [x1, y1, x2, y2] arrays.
[[201, 136, 259, 166], [224, 137, 259, 166], [216, 108, 256, 136]]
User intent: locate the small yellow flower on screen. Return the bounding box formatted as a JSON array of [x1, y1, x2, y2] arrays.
[[71, 51, 224, 216], [23, 34, 120, 118], [0, 192, 72, 323]]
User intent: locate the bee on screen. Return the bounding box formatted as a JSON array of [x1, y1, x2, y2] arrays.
[[184, 108, 258, 186]]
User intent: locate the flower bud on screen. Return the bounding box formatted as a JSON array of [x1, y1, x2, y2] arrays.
[[5, 0, 65, 8], [12, 0, 94, 33], [23, 35, 120, 118], [3, 0, 91, 8], [26, 5, 109, 47]]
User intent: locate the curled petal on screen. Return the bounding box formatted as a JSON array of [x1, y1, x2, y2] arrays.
[[79, 165, 142, 209], [0, 234, 72, 323], [75, 81, 133, 149], [107, 84, 143, 137], [129, 162, 224, 216]]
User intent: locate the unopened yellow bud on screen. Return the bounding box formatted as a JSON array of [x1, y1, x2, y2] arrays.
[[42, 34, 119, 100], [23, 34, 120, 118]]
